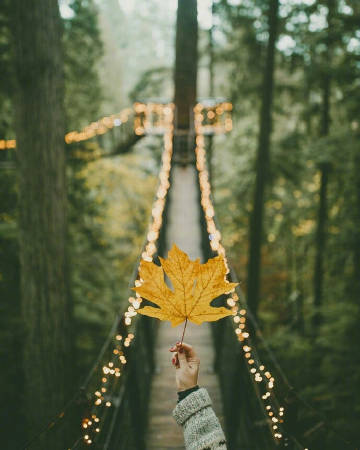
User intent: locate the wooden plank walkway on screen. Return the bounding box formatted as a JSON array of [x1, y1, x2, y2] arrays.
[[146, 166, 224, 449]]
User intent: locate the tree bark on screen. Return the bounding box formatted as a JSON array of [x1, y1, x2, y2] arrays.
[[173, 0, 198, 164], [246, 0, 279, 319], [11, 1, 72, 447], [312, 0, 335, 332]]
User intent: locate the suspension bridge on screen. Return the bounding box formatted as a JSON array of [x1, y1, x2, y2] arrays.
[[0, 3, 315, 449], [0, 100, 313, 450], [3, 0, 358, 447]]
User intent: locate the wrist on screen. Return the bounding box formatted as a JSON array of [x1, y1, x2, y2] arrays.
[[177, 383, 198, 392], [177, 385, 199, 403]]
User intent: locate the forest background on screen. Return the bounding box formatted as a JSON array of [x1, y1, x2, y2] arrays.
[[0, 0, 359, 448]]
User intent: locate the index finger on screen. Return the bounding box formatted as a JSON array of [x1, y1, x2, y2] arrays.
[[177, 342, 197, 358]]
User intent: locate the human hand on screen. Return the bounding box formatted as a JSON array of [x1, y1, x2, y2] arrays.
[[169, 342, 200, 391]]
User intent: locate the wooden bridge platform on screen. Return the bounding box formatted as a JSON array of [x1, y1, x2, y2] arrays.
[[146, 166, 224, 449]]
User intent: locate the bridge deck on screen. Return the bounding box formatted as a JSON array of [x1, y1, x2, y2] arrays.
[[146, 165, 224, 449]]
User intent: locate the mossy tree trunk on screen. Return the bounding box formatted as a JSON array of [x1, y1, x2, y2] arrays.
[[11, 1, 72, 447]]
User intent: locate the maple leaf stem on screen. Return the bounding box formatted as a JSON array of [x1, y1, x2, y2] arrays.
[[180, 317, 188, 346]]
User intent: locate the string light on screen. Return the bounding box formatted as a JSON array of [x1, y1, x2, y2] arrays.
[[194, 101, 232, 135], [65, 108, 132, 144], [0, 139, 16, 150], [80, 105, 174, 446], [134, 102, 174, 135], [20, 99, 322, 449], [18, 99, 303, 449], [122, 108, 174, 330], [0, 108, 133, 149], [132, 101, 232, 137], [1, 102, 230, 150], [194, 109, 286, 443]]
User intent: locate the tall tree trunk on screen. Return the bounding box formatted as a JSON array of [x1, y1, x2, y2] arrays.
[[246, 0, 279, 319], [11, 1, 72, 447], [174, 0, 198, 131], [207, 1, 215, 187], [173, 0, 198, 163], [312, 0, 335, 332]]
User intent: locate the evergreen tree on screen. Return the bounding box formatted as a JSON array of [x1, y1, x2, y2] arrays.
[[63, 0, 103, 130], [247, 0, 280, 319], [10, 1, 72, 448]]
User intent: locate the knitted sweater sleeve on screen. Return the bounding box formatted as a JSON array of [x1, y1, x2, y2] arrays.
[[172, 388, 227, 450]]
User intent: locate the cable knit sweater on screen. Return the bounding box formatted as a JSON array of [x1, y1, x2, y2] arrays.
[[172, 388, 227, 450]]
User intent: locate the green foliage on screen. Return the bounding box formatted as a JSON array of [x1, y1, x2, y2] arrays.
[[97, 0, 175, 111], [1, 0, 359, 447], [63, 0, 103, 130], [212, 0, 360, 447], [0, 0, 155, 445], [0, 0, 13, 136], [67, 142, 157, 370]]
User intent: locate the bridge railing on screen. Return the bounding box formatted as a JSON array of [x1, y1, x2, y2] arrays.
[[21, 125, 173, 449], [87, 310, 156, 450], [197, 185, 275, 449], [194, 125, 304, 450], [68, 131, 174, 450]]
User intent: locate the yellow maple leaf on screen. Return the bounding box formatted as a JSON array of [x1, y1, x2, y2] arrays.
[[132, 244, 238, 327]]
